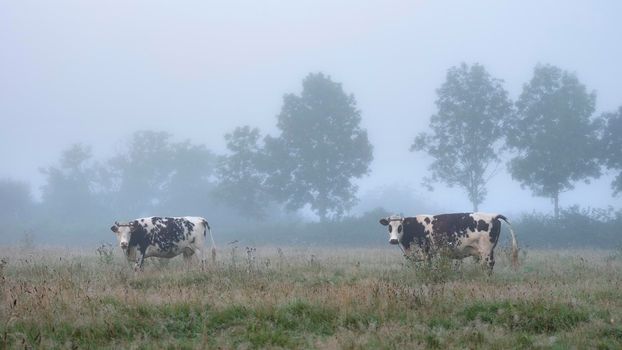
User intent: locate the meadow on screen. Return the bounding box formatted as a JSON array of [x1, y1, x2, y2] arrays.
[[1, 245, 621, 349]]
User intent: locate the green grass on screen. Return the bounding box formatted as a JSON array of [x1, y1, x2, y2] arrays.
[[460, 300, 589, 333], [0, 247, 621, 348]]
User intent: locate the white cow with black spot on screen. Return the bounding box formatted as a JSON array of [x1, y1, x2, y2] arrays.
[[110, 216, 216, 270], [380, 212, 518, 273]]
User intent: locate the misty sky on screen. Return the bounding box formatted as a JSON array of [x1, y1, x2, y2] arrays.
[[1, 0, 621, 217]]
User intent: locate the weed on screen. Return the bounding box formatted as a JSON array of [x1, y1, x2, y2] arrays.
[[605, 245, 622, 263], [18, 231, 35, 252], [95, 243, 114, 265], [229, 245, 238, 268], [245, 247, 256, 273], [0, 257, 6, 278]]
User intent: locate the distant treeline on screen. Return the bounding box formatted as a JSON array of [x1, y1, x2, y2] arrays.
[[1, 65, 621, 248]]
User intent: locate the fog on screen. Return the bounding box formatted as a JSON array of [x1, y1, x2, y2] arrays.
[[1, 0, 621, 229]]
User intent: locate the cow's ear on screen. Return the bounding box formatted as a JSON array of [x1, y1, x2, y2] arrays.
[[379, 218, 389, 226], [110, 225, 118, 233]]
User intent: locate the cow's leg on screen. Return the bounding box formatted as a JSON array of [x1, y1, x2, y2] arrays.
[[135, 251, 146, 271], [190, 234, 207, 270], [482, 251, 495, 275], [182, 249, 195, 270], [452, 258, 463, 272], [424, 253, 433, 267], [193, 247, 206, 270]]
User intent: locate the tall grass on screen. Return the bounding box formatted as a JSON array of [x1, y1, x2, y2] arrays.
[[1, 246, 621, 349]]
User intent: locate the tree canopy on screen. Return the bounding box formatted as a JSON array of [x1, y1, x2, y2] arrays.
[[40, 144, 101, 218], [505, 64, 601, 217], [412, 63, 512, 211], [600, 106, 622, 195], [214, 126, 271, 218], [264, 73, 373, 221], [106, 130, 217, 217]]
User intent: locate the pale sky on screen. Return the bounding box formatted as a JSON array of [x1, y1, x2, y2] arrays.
[[1, 0, 621, 217]]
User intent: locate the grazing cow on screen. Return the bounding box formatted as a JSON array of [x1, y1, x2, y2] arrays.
[[110, 216, 216, 270], [379, 212, 518, 272]]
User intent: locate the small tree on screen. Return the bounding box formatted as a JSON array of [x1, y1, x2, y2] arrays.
[[412, 63, 512, 211], [600, 106, 622, 195], [505, 64, 600, 218], [265, 73, 373, 221], [214, 126, 271, 218]]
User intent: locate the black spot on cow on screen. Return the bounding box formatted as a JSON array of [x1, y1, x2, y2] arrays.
[[477, 220, 490, 232], [201, 219, 210, 237], [489, 219, 501, 245], [182, 219, 195, 233], [424, 217, 431, 224], [430, 213, 474, 245], [128, 221, 150, 254], [401, 217, 428, 251], [149, 218, 186, 252]]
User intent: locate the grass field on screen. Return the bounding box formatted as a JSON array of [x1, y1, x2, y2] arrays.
[[1, 245, 622, 349]]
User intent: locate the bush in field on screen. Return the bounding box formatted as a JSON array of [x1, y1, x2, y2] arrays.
[[224, 207, 391, 247], [409, 252, 455, 284], [514, 206, 622, 248]]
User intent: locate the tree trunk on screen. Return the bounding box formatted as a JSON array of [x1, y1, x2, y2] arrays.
[[553, 191, 559, 220], [318, 206, 327, 222], [469, 184, 479, 212]]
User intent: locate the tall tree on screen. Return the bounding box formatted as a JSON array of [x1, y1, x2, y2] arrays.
[[40, 144, 101, 218], [411, 63, 512, 211], [162, 141, 217, 215], [214, 126, 271, 218], [265, 73, 373, 221], [107, 131, 176, 216], [600, 106, 622, 195], [505, 64, 600, 218], [106, 130, 217, 217]]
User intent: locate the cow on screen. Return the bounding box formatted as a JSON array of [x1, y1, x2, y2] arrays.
[[110, 216, 216, 270], [379, 212, 518, 273]]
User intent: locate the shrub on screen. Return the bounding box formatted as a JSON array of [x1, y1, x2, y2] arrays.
[[514, 206, 622, 248]]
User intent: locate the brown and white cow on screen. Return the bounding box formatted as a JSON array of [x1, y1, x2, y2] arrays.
[[380, 212, 518, 272]]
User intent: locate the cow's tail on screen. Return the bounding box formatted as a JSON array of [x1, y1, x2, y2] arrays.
[[497, 215, 519, 269], [203, 219, 217, 263]]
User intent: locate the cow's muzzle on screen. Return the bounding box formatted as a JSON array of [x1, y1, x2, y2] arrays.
[[389, 238, 399, 245], [120, 242, 129, 249]]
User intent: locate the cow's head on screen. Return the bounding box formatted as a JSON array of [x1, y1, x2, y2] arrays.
[[110, 221, 135, 250], [379, 215, 404, 245]]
